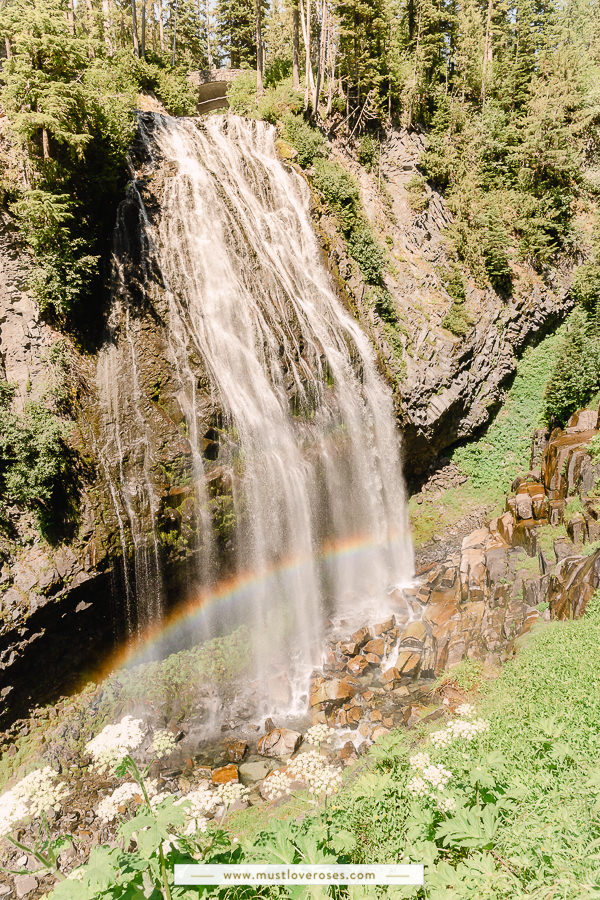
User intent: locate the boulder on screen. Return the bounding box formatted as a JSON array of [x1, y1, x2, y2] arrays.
[[514, 488, 533, 521], [239, 759, 272, 784], [401, 620, 426, 644], [346, 656, 369, 676], [310, 678, 356, 708], [257, 728, 301, 758], [566, 408, 597, 433], [363, 638, 385, 657], [225, 739, 248, 763], [211, 764, 239, 784], [14, 876, 38, 898]]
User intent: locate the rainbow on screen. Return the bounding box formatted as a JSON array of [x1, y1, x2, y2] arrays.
[[99, 530, 409, 679]]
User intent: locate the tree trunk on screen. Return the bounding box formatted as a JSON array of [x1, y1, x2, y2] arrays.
[[158, 1, 165, 53], [205, 0, 212, 72], [256, 0, 264, 96], [481, 0, 493, 107], [102, 0, 115, 54], [42, 128, 50, 161], [300, 0, 314, 109], [131, 0, 139, 56], [292, 0, 300, 90], [314, 0, 327, 110], [4, 36, 11, 59], [141, 0, 146, 57], [171, 0, 178, 65], [68, 0, 76, 36]]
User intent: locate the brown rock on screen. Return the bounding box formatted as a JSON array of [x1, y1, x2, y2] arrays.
[[340, 741, 358, 762], [346, 705, 362, 725], [381, 666, 401, 685], [225, 739, 248, 763], [566, 408, 598, 433], [371, 616, 395, 636], [396, 651, 421, 678], [258, 728, 301, 758], [364, 638, 385, 656], [347, 656, 369, 677], [212, 764, 239, 785], [364, 652, 382, 664], [350, 626, 370, 648], [514, 487, 533, 521], [371, 726, 390, 742], [401, 620, 426, 643], [339, 641, 359, 657], [310, 677, 356, 707]]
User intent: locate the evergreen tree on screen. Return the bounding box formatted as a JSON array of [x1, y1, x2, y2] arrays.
[[215, 0, 256, 67]]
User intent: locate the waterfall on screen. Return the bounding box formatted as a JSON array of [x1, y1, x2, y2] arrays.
[[98, 113, 413, 711]]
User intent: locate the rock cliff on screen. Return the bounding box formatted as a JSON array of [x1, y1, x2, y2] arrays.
[[0, 118, 580, 722], [314, 129, 575, 475]]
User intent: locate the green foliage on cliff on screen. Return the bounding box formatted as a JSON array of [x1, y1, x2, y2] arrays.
[[543, 307, 600, 425], [0, 381, 73, 534]]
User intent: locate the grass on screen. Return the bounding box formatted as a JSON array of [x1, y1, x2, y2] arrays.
[[329, 593, 600, 898]]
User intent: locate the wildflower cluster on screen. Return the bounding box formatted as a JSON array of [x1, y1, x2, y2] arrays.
[[430, 716, 489, 748], [97, 782, 144, 823], [151, 729, 177, 759], [86, 716, 145, 774], [305, 724, 336, 745], [262, 750, 343, 802], [406, 752, 455, 812], [0, 767, 68, 838], [215, 781, 250, 808]]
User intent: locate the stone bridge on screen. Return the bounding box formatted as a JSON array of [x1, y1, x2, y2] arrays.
[[187, 68, 246, 114]]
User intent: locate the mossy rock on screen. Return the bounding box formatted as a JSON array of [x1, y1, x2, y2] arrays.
[[275, 139, 298, 161]]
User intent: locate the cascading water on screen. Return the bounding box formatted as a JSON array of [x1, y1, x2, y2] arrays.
[[98, 112, 413, 715]]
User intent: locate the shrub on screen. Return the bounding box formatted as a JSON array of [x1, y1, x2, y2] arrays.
[[227, 69, 258, 116], [282, 113, 327, 167], [573, 262, 600, 323], [312, 158, 361, 230], [0, 382, 74, 535], [544, 308, 600, 425], [257, 78, 303, 124], [154, 69, 198, 116], [442, 300, 474, 338], [347, 225, 386, 285], [406, 174, 429, 212], [357, 133, 379, 172]]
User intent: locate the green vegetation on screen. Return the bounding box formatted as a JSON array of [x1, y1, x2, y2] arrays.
[[453, 330, 563, 494], [406, 174, 429, 213], [0, 380, 75, 537], [0, 0, 198, 326]]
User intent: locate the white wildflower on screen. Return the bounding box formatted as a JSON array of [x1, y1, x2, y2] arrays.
[[86, 716, 145, 774], [305, 724, 336, 746], [430, 728, 454, 748], [0, 787, 29, 838], [151, 730, 177, 760], [215, 782, 249, 808], [409, 752, 431, 771], [406, 776, 430, 798], [287, 751, 342, 797], [176, 786, 220, 818], [421, 764, 452, 791], [0, 767, 68, 837], [96, 782, 143, 823], [262, 769, 293, 801], [184, 815, 208, 836], [429, 717, 489, 748], [455, 703, 476, 719], [437, 796, 457, 814]]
